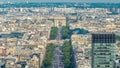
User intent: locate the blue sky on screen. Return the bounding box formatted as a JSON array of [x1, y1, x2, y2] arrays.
[[0, 0, 120, 3]]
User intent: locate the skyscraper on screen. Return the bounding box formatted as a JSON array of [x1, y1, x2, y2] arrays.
[[92, 33, 116, 68]]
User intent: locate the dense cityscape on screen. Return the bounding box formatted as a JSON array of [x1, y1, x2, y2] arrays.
[[0, 2, 120, 68]]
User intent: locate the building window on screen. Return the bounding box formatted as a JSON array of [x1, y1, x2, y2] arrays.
[[97, 65, 100, 67], [105, 65, 109, 67], [117, 66, 120, 68]]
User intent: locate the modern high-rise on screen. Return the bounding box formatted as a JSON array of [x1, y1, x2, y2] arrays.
[[92, 33, 116, 68]]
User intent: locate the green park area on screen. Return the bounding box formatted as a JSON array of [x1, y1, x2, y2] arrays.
[[50, 27, 58, 40], [42, 43, 55, 68], [62, 41, 73, 68], [62, 26, 69, 39]]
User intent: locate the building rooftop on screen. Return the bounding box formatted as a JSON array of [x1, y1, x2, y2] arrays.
[[92, 33, 116, 43]]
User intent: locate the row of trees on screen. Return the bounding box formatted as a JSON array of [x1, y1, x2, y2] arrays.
[[50, 27, 58, 40], [42, 43, 55, 68], [62, 41, 73, 68], [62, 26, 69, 39]]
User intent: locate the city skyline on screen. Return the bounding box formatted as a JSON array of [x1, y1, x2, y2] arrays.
[[0, 1, 120, 68], [0, 0, 120, 3]]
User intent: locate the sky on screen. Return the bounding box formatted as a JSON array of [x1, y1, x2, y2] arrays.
[[0, 0, 120, 3]]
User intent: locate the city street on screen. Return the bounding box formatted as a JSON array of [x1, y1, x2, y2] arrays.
[[52, 46, 64, 68]]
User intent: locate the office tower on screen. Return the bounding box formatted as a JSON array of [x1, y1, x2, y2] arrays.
[[92, 33, 116, 68], [107, 8, 120, 14]]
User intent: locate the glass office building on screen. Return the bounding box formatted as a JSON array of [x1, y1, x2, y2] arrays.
[[92, 34, 116, 68]]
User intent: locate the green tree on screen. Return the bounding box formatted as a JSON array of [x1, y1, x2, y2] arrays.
[[62, 41, 73, 68], [62, 26, 69, 39], [42, 43, 55, 68], [50, 27, 58, 40]]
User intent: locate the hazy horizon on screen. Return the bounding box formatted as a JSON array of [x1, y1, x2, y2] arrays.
[[0, 0, 120, 3]]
